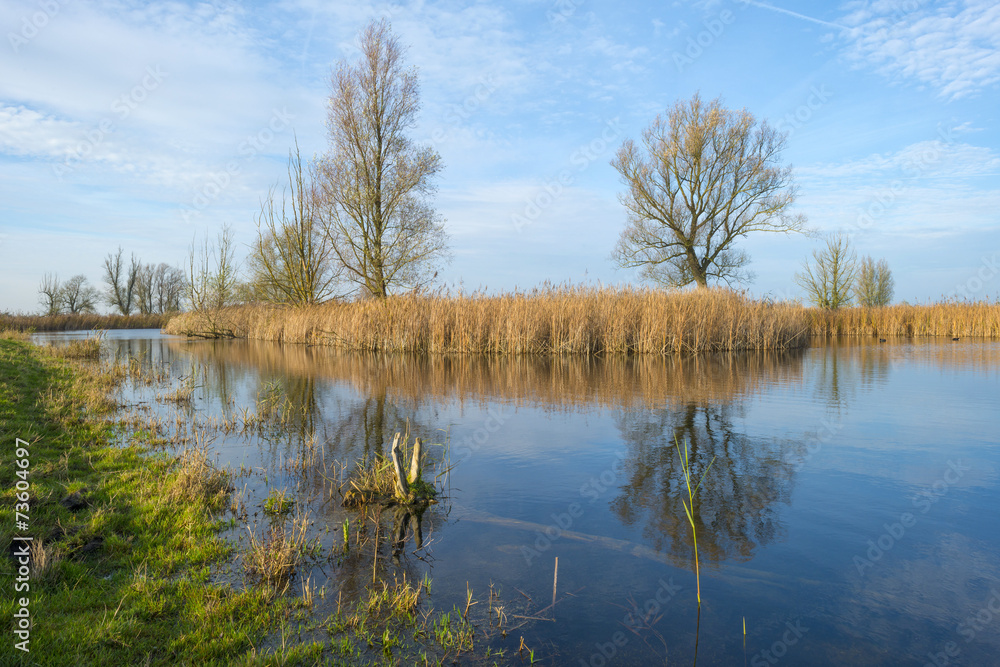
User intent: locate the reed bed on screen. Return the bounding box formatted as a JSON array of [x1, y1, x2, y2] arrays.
[[0, 311, 173, 331], [165, 287, 809, 354], [807, 300, 1000, 338]]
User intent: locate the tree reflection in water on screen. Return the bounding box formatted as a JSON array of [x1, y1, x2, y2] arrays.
[[612, 401, 795, 566]]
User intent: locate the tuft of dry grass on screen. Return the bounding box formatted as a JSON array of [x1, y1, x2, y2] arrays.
[[30, 539, 59, 582], [165, 286, 810, 353], [242, 512, 311, 592], [169, 446, 233, 510]]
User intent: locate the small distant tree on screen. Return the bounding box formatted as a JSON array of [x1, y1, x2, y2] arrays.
[[250, 143, 340, 305], [135, 263, 156, 315], [188, 224, 241, 312], [38, 273, 63, 315], [103, 247, 140, 315], [611, 93, 806, 288], [153, 263, 185, 312], [855, 256, 894, 307], [795, 233, 858, 310], [317, 19, 449, 298], [60, 275, 100, 314]]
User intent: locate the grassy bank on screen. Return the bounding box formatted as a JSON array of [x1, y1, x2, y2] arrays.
[[165, 287, 810, 353], [166, 289, 1000, 352], [0, 312, 173, 332], [0, 333, 288, 665]]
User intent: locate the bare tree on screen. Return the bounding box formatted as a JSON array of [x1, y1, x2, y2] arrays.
[[317, 19, 449, 299], [611, 93, 806, 288], [153, 263, 185, 312], [250, 143, 340, 305], [60, 275, 99, 314], [795, 233, 858, 310], [38, 273, 63, 315], [135, 263, 156, 315], [103, 247, 140, 315], [188, 225, 241, 312], [855, 256, 894, 307]]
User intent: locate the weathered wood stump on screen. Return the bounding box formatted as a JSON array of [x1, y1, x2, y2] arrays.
[[341, 432, 436, 509]]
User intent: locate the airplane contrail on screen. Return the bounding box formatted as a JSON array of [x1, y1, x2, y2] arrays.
[[739, 0, 849, 30]]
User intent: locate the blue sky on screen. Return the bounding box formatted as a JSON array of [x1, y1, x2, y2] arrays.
[[1, 0, 998, 313]]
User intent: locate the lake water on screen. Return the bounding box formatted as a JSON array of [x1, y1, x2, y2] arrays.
[[35, 330, 1000, 665]]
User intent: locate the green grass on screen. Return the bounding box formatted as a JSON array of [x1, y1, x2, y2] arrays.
[[0, 335, 291, 665]]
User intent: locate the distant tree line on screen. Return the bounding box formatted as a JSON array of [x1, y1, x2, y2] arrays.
[[37, 249, 185, 317]]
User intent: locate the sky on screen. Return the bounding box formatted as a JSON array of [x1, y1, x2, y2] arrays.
[[1, 0, 998, 313]]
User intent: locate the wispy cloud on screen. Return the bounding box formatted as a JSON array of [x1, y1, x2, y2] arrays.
[[741, 1, 847, 30], [839, 0, 1000, 99]]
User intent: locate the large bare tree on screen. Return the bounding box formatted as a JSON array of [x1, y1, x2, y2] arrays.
[[250, 143, 340, 305], [795, 233, 857, 310], [317, 19, 449, 298], [611, 94, 806, 288]]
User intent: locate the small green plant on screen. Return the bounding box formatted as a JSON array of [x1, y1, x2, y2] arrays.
[[263, 488, 294, 515]]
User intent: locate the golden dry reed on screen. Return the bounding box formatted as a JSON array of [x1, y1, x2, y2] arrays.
[[807, 301, 1000, 338], [165, 289, 1000, 353], [0, 312, 172, 332], [165, 287, 809, 354]]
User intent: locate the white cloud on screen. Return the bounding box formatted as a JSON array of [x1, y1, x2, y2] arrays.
[[840, 0, 1000, 99]]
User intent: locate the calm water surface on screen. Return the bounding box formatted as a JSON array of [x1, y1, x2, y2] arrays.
[[36, 330, 1000, 665]]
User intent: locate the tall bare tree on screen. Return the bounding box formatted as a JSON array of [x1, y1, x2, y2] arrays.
[[611, 94, 806, 288], [38, 273, 63, 315], [317, 19, 449, 298], [855, 256, 894, 307], [250, 143, 340, 305], [103, 248, 140, 315], [795, 233, 858, 310], [60, 275, 99, 314]]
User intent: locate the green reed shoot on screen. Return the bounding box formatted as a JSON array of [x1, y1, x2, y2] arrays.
[[675, 435, 714, 666]]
